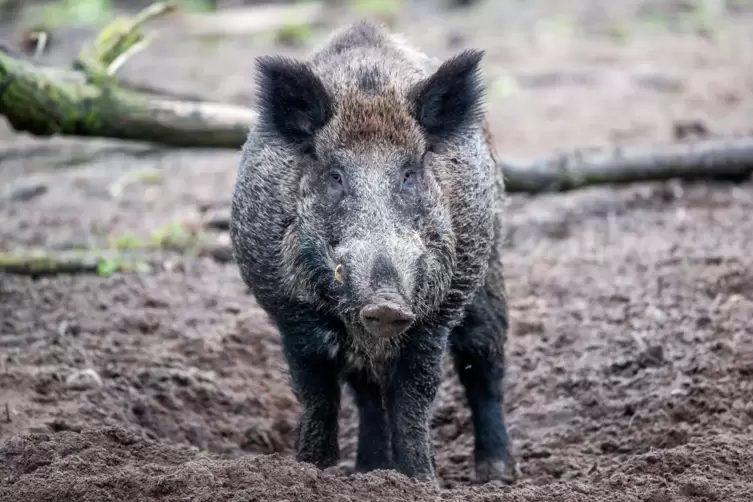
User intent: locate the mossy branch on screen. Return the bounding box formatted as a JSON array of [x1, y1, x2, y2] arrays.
[[0, 241, 233, 277], [0, 2, 256, 149], [0, 250, 155, 277], [74, 1, 178, 84], [0, 47, 257, 148]]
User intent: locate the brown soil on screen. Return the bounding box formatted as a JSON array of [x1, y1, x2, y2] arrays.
[[2, 1, 753, 501]]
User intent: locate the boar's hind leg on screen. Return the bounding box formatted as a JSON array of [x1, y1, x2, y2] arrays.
[[449, 281, 517, 484], [277, 309, 343, 470], [347, 370, 391, 472], [386, 329, 446, 483]]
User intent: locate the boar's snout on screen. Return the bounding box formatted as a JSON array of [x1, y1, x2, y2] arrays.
[[359, 292, 416, 338], [337, 243, 420, 337]]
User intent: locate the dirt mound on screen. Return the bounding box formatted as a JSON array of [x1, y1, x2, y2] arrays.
[[2, 427, 752, 501]]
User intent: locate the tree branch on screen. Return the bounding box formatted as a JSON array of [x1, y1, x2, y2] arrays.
[[0, 243, 234, 277], [0, 2, 257, 149], [0, 47, 257, 148], [73, 1, 178, 84], [499, 137, 753, 193], [0, 250, 155, 277]]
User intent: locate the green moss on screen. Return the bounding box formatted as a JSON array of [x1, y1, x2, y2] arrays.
[[22, 0, 115, 29], [96, 257, 120, 276], [150, 221, 203, 253], [349, 0, 400, 25], [108, 167, 163, 197], [65, 146, 97, 166], [179, 0, 216, 13], [0, 251, 61, 271], [534, 14, 579, 38], [274, 23, 314, 46], [109, 232, 144, 250], [96, 256, 151, 276], [605, 21, 630, 43], [132, 168, 162, 183], [0, 250, 150, 277], [350, 0, 400, 14], [66, 0, 114, 25], [676, 0, 724, 36]]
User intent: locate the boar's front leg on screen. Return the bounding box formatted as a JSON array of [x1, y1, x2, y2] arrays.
[[276, 307, 343, 469], [386, 328, 447, 483], [347, 369, 391, 472], [450, 278, 517, 484]]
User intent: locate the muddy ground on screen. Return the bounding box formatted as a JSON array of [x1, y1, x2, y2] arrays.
[[1, 1, 753, 501]]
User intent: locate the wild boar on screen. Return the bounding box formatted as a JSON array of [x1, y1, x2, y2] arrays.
[[230, 19, 515, 485]]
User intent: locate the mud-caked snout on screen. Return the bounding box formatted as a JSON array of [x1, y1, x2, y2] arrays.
[[336, 239, 422, 338], [359, 290, 416, 338]]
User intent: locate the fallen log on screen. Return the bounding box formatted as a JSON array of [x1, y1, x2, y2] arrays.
[[0, 243, 234, 277], [0, 1, 257, 149], [0, 250, 154, 277], [500, 137, 753, 193], [0, 46, 257, 149]]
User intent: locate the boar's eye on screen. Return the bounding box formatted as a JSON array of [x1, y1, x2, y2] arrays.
[[401, 157, 418, 191], [326, 168, 345, 202]]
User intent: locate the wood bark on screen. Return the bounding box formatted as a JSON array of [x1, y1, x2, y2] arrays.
[[0, 250, 154, 277], [0, 48, 257, 149], [499, 137, 753, 193]]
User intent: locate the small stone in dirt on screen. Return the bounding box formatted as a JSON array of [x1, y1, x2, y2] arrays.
[[47, 419, 83, 433], [57, 320, 81, 337], [323, 461, 354, 476], [200, 240, 234, 263], [0, 181, 47, 205], [242, 419, 287, 454], [201, 208, 231, 230], [639, 345, 665, 367], [66, 368, 103, 390], [163, 260, 186, 273], [633, 72, 684, 93], [680, 479, 716, 498], [448, 0, 480, 7], [644, 488, 673, 502], [446, 31, 466, 48], [673, 119, 710, 140]]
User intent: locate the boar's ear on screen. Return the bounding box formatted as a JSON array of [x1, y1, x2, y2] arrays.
[[409, 49, 485, 145], [255, 55, 333, 146]]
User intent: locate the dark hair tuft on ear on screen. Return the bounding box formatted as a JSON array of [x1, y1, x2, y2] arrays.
[[409, 49, 486, 144], [255, 56, 334, 146]]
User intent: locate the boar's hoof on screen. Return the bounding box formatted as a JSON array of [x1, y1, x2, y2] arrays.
[[359, 301, 415, 338], [476, 458, 518, 485], [323, 462, 355, 477]]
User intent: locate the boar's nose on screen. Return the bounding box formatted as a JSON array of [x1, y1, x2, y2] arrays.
[[360, 298, 416, 338]]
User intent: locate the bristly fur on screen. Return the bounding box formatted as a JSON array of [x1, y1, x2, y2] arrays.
[[230, 19, 516, 485], [408, 49, 486, 145], [254, 55, 334, 147]]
